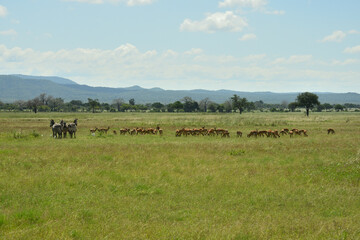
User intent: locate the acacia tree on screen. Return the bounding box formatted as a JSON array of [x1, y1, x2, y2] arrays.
[[231, 94, 248, 114], [288, 102, 298, 112], [296, 92, 320, 117], [27, 97, 42, 113], [88, 98, 100, 113], [199, 98, 210, 112], [112, 98, 124, 112]]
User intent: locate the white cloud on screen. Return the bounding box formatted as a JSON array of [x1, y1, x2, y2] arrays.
[[184, 48, 203, 55], [218, 0, 285, 14], [321, 30, 346, 42], [0, 44, 358, 92], [272, 55, 312, 65], [265, 10, 285, 15], [0, 29, 17, 36], [180, 11, 247, 33], [348, 30, 359, 35], [0, 5, 8, 18], [126, 0, 155, 6], [239, 33, 256, 41], [62, 0, 156, 6], [331, 59, 359, 66], [344, 45, 360, 54], [242, 54, 266, 61], [219, 0, 267, 9]]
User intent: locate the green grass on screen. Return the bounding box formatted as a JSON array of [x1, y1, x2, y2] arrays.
[[0, 112, 359, 239]]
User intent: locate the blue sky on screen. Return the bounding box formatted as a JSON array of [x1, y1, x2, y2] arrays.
[[0, 0, 359, 92]]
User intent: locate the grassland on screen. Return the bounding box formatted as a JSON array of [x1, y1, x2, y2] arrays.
[[0, 112, 359, 239]]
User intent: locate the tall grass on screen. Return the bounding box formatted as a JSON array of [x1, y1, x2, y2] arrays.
[[0, 112, 359, 239]]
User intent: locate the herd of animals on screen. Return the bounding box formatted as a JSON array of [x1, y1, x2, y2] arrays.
[[49, 119, 336, 139], [50, 119, 78, 138]]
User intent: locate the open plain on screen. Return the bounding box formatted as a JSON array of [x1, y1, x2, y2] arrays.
[[0, 112, 359, 239]]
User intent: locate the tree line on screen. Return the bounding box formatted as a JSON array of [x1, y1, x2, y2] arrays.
[[0, 92, 359, 115]]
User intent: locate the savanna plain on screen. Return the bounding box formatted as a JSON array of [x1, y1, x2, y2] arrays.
[[0, 112, 359, 239]]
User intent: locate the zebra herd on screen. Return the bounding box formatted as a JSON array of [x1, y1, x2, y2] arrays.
[[50, 119, 78, 138]]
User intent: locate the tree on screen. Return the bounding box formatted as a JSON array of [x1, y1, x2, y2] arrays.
[[322, 103, 333, 112], [129, 98, 135, 106], [88, 98, 100, 113], [231, 94, 248, 114], [334, 104, 344, 112], [223, 100, 233, 113], [48, 97, 64, 111], [27, 97, 42, 113], [199, 98, 210, 112], [152, 102, 164, 111], [171, 101, 184, 112], [181, 97, 198, 112], [112, 98, 124, 112], [296, 92, 320, 117], [288, 102, 298, 112], [208, 102, 219, 112]]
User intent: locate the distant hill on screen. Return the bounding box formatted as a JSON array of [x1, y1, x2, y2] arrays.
[[1, 74, 359, 104], [11, 74, 77, 85]]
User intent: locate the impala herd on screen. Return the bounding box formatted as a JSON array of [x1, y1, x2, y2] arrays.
[[88, 126, 336, 138]]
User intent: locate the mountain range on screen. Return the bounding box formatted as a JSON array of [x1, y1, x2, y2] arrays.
[[0, 74, 359, 104]]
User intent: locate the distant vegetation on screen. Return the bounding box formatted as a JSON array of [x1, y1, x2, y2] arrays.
[[0, 92, 359, 114]]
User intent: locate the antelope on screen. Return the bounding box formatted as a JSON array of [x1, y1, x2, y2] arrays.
[[247, 130, 258, 138], [327, 128, 335, 134], [298, 129, 308, 136], [221, 130, 230, 138], [119, 128, 129, 135], [90, 127, 98, 134], [258, 130, 267, 137], [280, 130, 287, 136], [156, 126, 163, 136], [289, 131, 294, 138], [99, 126, 110, 134]]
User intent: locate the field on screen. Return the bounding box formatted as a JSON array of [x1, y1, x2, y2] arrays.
[[0, 112, 359, 239]]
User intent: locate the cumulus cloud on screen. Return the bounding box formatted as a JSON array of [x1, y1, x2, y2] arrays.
[[219, 0, 267, 9], [343, 45, 360, 54], [0, 29, 17, 36], [265, 10, 285, 15], [62, 0, 156, 6], [239, 33, 256, 41], [348, 30, 359, 35], [321, 30, 346, 42], [0, 5, 8, 17], [218, 0, 285, 14], [0, 44, 358, 92], [180, 11, 247, 33], [272, 55, 313, 65]]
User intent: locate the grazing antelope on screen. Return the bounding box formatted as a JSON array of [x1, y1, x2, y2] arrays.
[[258, 130, 267, 137], [99, 126, 110, 134], [119, 128, 130, 135], [221, 130, 230, 138], [90, 127, 98, 134], [236, 131, 242, 137], [280, 130, 287, 136], [155, 126, 163, 136], [247, 130, 258, 138], [207, 128, 216, 136], [289, 131, 294, 138], [298, 129, 308, 136], [327, 128, 335, 134]]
